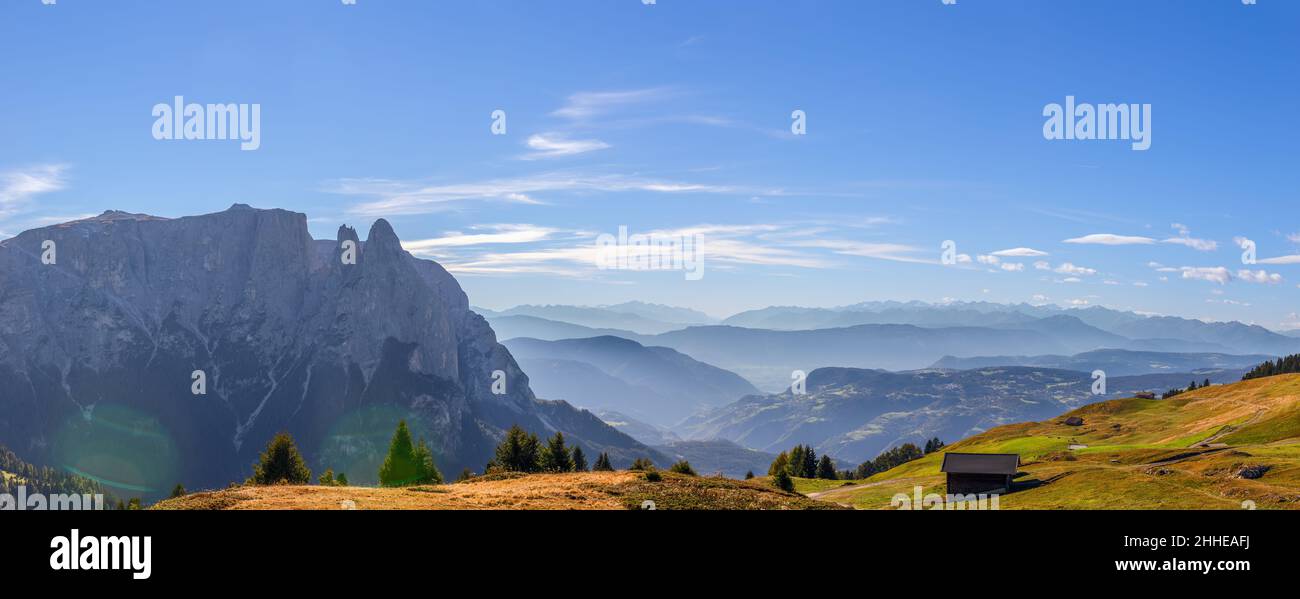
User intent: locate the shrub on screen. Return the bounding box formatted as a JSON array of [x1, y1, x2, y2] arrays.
[[669, 460, 697, 476], [629, 457, 655, 471], [644, 470, 662, 482], [773, 469, 795, 493]]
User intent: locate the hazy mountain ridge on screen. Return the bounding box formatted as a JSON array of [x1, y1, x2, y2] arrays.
[[504, 336, 760, 426], [931, 349, 1273, 376], [681, 365, 1247, 465]]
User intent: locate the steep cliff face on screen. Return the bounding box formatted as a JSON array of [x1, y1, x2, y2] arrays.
[[0, 205, 660, 494]]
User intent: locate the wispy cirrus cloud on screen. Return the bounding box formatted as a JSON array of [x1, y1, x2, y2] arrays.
[[1163, 223, 1217, 251], [1, 164, 68, 219], [521, 133, 611, 160], [551, 87, 677, 122], [328, 171, 742, 216]]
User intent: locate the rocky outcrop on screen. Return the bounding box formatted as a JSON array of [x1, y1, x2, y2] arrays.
[[0, 205, 661, 495]]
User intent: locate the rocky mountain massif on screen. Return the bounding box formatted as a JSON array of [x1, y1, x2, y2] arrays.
[[0, 206, 661, 496]]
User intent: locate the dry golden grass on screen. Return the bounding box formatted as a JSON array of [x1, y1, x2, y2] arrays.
[[151, 471, 845, 511]]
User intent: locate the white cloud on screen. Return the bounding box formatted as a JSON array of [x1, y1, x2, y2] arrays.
[[551, 88, 675, 121], [990, 247, 1048, 257], [1259, 255, 1300, 265], [329, 171, 741, 216], [789, 239, 933, 264], [1034, 260, 1051, 270], [1064, 233, 1156, 245], [1001, 262, 1025, 272], [1162, 224, 1217, 251], [976, 254, 1000, 265], [1180, 266, 1231, 285], [1061, 277, 1083, 283], [1054, 262, 1097, 276], [521, 134, 611, 159], [403, 224, 564, 255], [0, 164, 68, 218], [1237, 269, 1283, 285]]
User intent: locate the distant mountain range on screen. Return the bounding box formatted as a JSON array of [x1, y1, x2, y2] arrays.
[[679, 365, 1252, 465], [650, 440, 775, 479], [504, 336, 760, 426], [486, 301, 1297, 391], [477, 302, 715, 334], [931, 349, 1271, 377]]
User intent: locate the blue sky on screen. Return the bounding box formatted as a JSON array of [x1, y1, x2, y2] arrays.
[[2, 0, 1298, 327]]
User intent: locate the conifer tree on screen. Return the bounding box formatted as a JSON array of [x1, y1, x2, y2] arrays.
[[492, 424, 543, 473], [379, 420, 420, 486], [592, 452, 614, 472], [801, 445, 818, 478], [816, 455, 837, 480], [541, 431, 574, 472], [773, 469, 794, 493], [571, 445, 589, 472], [249, 432, 312, 485]]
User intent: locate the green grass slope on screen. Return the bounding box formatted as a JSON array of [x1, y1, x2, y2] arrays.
[[813, 374, 1300, 510]]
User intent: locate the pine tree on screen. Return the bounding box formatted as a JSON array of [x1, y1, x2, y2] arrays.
[[816, 455, 837, 480], [571, 446, 588, 472], [773, 469, 794, 492], [788, 445, 806, 477], [378, 420, 420, 486], [456, 468, 474, 482], [319, 469, 335, 486], [669, 460, 697, 475], [592, 452, 614, 472], [541, 431, 574, 472], [745, 470, 755, 480], [413, 439, 443, 484], [170, 484, 186, 498], [492, 425, 543, 473], [629, 457, 655, 471], [336, 472, 349, 486], [801, 445, 817, 479], [249, 432, 312, 485]]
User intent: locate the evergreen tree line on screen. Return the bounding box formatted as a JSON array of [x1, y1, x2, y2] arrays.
[[854, 437, 944, 480], [767, 444, 837, 480], [0, 445, 108, 498], [1161, 379, 1213, 400], [487, 425, 601, 474], [1243, 354, 1300, 381], [238, 422, 674, 495]]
